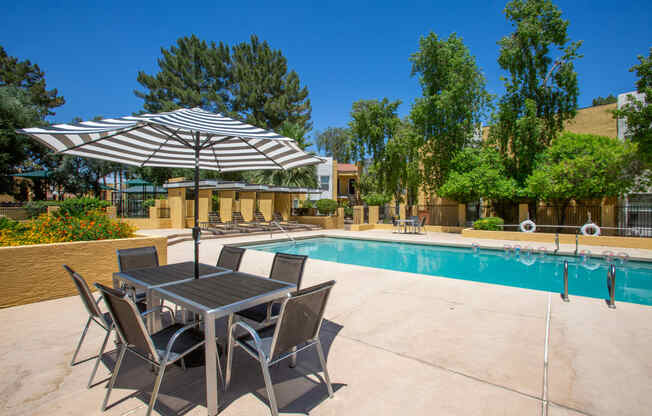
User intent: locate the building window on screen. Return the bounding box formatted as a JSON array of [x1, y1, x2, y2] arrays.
[[234, 191, 240, 201], [320, 175, 330, 191], [348, 178, 356, 195]]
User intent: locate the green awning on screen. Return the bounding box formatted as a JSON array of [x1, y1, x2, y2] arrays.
[[10, 170, 52, 178], [126, 178, 151, 186]]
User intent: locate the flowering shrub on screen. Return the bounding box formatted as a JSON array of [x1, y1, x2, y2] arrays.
[[0, 210, 134, 247]]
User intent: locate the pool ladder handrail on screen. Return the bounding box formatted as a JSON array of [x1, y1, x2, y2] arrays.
[[561, 260, 569, 302], [607, 264, 616, 309], [270, 221, 296, 244]]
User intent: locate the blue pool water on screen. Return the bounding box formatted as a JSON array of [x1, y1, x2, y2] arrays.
[[247, 237, 652, 306]]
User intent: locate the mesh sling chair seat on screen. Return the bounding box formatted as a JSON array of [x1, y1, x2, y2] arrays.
[[216, 246, 246, 271], [116, 246, 159, 310], [226, 280, 336, 416], [235, 253, 308, 324], [95, 283, 224, 416], [63, 265, 114, 389]]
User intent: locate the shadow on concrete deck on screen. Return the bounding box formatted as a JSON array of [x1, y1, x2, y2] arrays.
[[99, 319, 345, 415]]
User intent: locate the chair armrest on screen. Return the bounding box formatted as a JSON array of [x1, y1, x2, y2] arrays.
[[230, 321, 265, 358], [95, 295, 104, 305], [162, 321, 202, 363], [141, 305, 175, 321]]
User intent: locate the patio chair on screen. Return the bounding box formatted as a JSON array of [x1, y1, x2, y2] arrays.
[[63, 265, 114, 388], [391, 216, 399, 233], [217, 245, 246, 271], [235, 253, 308, 325], [94, 283, 223, 416], [225, 280, 336, 416], [116, 246, 159, 310]]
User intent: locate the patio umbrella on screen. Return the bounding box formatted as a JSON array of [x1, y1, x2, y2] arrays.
[[17, 107, 323, 279]]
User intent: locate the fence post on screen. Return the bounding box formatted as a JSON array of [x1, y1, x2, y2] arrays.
[[601, 199, 616, 232], [457, 204, 466, 227], [353, 205, 363, 224], [369, 205, 379, 224], [518, 203, 529, 222]]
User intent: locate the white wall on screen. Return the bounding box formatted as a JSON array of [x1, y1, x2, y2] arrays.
[[310, 157, 333, 200], [617, 90, 646, 140]]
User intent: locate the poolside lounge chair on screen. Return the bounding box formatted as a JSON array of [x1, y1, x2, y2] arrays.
[[231, 211, 269, 232], [116, 246, 159, 310], [235, 252, 308, 325], [95, 283, 222, 416], [272, 212, 319, 231], [200, 213, 242, 235], [217, 245, 246, 271], [63, 265, 114, 388], [226, 280, 336, 416]]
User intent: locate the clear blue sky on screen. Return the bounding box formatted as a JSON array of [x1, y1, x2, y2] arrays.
[[3, 0, 651, 152]]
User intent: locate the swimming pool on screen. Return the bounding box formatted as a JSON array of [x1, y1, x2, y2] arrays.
[[247, 237, 652, 306]]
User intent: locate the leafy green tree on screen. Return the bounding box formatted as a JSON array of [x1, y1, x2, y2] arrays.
[[0, 47, 65, 195], [489, 0, 582, 184], [592, 94, 617, 106], [409, 32, 491, 195], [613, 47, 652, 165], [378, 119, 421, 205], [230, 35, 311, 131], [439, 146, 520, 203], [314, 127, 353, 163], [349, 98, 401, 163], [135, 35, 230, 113], [246, 122, 317, 188], [526, 132, 645, 221]]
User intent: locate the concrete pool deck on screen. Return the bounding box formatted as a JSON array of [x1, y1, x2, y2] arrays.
[[1, 229, 651, 415]]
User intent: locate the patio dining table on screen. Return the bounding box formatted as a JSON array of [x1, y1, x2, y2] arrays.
[[112, 261, 231, 331], [395, 218, 416, 234], [152, 271, 296, 416]]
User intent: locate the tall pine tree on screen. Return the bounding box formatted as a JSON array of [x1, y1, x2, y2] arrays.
[[135, 35, 231, 113], [229, 35, 312, 131]]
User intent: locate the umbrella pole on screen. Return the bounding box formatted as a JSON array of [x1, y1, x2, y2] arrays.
[[193, 132, 201, 280]]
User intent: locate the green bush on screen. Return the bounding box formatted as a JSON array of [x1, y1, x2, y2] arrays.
[[0, 216, 26, 232], [362, 192, 390, 206], [315, 199, 338, 215], [212, 194, 220, 212], [56, 197, 110, 218], [24, 200, 60, 218], [344, 206, 353, 217], [301, 199, 315, 209], [143, 199, 156, 208], [472, 216, 504, 231]]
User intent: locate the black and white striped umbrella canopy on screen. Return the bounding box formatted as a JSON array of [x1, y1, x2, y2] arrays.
[[17, 107, 323, 172]]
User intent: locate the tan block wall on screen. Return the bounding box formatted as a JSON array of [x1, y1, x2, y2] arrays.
[[168, 188, 185, 228], [291, 215, 344, 229], [399, 203, 406, 220], [239, 192, 256, 221], [118, 217, 172, 230], [353, 206, 363, 224], [368, 206, 379, 224], [274, 194, 292, 220], [198, 189, 211, 223], [258, 193, 274, 221], [0, 235, 168, 308], [219, 190, 234, 222]]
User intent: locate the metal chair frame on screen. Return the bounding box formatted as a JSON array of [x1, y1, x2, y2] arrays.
[[95, 283, 223, 416], [226, 281, 335, 416], [116, 246, 159, 304], [64, 265, 114, 389]]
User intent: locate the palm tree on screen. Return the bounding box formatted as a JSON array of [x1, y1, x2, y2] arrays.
[[246, 121, 318, 188]]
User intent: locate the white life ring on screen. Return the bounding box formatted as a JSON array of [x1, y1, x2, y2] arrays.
[[581, 222, 601, 237], [519, 220, 536, 233]]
